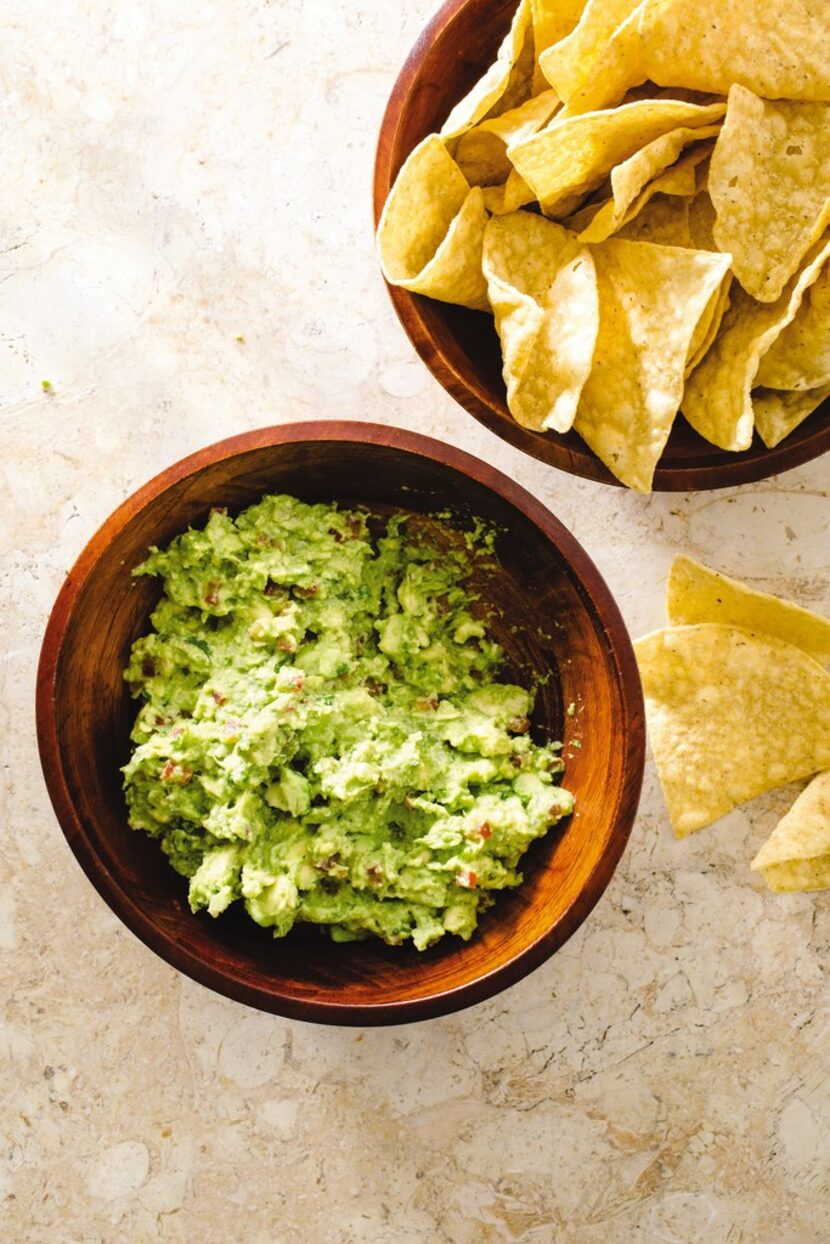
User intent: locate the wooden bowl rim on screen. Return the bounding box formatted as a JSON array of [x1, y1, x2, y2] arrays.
[[36, 421, 645, 1025], [372, 0, 830, 492]]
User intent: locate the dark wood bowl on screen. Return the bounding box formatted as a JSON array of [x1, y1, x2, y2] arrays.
[[37, 423, 644, 1025], [373, 0, 830, 491]]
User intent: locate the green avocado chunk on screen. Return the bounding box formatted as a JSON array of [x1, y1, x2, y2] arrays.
[[122, 494, 573, 950]]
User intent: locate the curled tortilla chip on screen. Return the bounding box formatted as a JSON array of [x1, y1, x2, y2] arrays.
[[508, 99, 725, 215], [376, 136, 489, 311], [553, 2, 647, 117], [751, 771, 830, 893], [756, 268, 830, 392], [441, 0, 534, 141], [481, 169, 537, 215], [578, 139, 715, 243], [483, 213, 599, 432], [635, 624, 830, 837], [572, 239, 731, 492], [753, 385, 830, 450], [531, 0, 588, 90], [455, 91, 560, 187], [684, 277, 732, 376], [710, 86, 830, 303], [667, 556, 830, 664], [638, 0, 830, 101], [682, 237, 830, 451], [539, 0, 642, 104]]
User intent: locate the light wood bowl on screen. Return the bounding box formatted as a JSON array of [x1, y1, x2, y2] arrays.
[[37, 423, 644, 1024], [373, 0, 830, 490]]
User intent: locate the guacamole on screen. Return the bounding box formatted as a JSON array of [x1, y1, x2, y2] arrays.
[[122, 494, 573, 950]]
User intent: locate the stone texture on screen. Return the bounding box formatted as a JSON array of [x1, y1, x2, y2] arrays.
[[1, 1, 828, 1240]]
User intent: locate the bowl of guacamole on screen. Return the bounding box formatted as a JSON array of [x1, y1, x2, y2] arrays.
[[38, 423, 644, 1024]]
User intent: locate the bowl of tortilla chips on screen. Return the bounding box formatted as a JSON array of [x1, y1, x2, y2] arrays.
[[374, 0, 830, 492]]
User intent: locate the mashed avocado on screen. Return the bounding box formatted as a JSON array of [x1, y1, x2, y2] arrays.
[[122, 494, 573, 950]]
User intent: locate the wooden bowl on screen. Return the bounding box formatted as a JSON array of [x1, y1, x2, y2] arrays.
[[37, 423, 644, 1025], [373, 0, 830, 491]]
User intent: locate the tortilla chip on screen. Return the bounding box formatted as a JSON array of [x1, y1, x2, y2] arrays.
[[756, 267, 830, 391], [682, 237, 830, 451], [539, 0, 642, 104], [615, 194, 693, 247], [508, 99, 725, 215], [553, 2, 647, 117], [578, 139, 715, 243], [483, 213, 599, 432], [751, 771, 830, 893], [531, 0, 588, 91], [684, 277, 732, 375], [667, 556, 830, 664], [638, 0, 830, 102], [455, 90, 560, 187], [753, 385, 830, 450], [710, 86, 830, 302], [688, 189, 718, 251], [376, 136, 489, 312], [481, 169, 537, 215], [441, 0, 534, 141], [572, 239, 731, 491], [635, 624, 830, 837]]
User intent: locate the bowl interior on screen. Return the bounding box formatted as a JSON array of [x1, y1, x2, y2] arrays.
[[44, 433, 641, 1022], [373, 0, 830, 490]]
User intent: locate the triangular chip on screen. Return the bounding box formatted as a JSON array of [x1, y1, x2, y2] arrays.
[[578, 138, 715, 243], [376, 136, 489, 311], [551, 2, 647, 117], [682, 237, 830, 451], [638, 0, 830, 101], [667, 556, 830, 664], [441, 0, 534, 141], [616, 194, 693, 247], [756, 267, 830, 391], [571, 239, 731, 491], [753, 385, 830, 450], [710, 86, 830, 302], [508, 99, 725, 215], [635, 624, 830, 837], [481, 169, 537, 215], [455, 90, 560, 187], [531, 0, 588, 90], [483, 214, 599, 432], [539, 0, 642, 106], [751, 771, 830, 893]]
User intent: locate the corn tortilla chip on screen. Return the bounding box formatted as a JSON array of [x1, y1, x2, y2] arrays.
[[441, 0, 534, 141], [635, 624, 830, 837], [667, 556, 830, 664], [615, 194, 693, 247], [710, 86, 830, 302], [481, 169, 537, 215], [455, 90, 560, 187], [539, 0, 642, 104], [638, 0, 830, 102], [682, 237, 830, 451], [578, 139, 715, 243], [553, 2, 646, 117], [688, 189, 718, 251], [483, 213, 599, 432], [376, 136, 489, 311], [508, 99, 725, 215], [751, 771, 830, 893], [572, 238, 731, 491], [684, 277, 732, 376], [756, 267, 830, 391], [753, 385, 830, 450], [531, 0, 588, 91]]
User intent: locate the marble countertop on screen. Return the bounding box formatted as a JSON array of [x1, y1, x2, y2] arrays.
[[2, 1, 828, 1239]]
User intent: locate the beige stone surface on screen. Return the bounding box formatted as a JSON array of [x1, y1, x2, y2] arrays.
[[1, 1, 829, 1240]]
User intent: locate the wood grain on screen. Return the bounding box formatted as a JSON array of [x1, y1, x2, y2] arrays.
[[37, 423, 644, 1025], [372, 0, 830, 491]]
